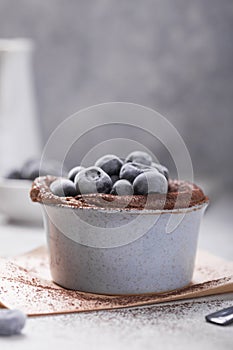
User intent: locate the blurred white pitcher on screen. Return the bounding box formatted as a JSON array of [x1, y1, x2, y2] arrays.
[[0, 38, 41, 176]]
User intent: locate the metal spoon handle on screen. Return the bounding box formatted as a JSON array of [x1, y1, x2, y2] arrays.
[[205, 306, 233, 326]]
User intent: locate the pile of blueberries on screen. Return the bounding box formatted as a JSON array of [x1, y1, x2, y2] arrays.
[[5, 158, 66, 181], [50, 151, 169, 197]]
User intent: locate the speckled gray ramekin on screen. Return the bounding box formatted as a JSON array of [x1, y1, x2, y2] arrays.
[[41, 201, 208, 295]]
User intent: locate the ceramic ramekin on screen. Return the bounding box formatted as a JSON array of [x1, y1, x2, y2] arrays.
[[41, 201, 208, 295], [0, 178, 42, 223]]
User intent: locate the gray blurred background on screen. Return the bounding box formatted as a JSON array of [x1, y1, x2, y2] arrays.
[[0, 0, 233, 196]]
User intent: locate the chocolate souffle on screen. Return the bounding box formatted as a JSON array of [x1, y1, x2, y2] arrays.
[[30, 176, 208, 211], [30, 152, 209, 294]]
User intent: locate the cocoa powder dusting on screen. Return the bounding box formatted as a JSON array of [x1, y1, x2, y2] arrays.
[[0, 250, 232, 316], [30, 176, 208, 210]]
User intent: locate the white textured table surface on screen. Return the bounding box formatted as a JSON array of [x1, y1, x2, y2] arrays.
[[0, 194, 232, 350]]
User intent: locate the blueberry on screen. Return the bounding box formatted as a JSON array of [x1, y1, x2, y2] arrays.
[[125, 151, 152, 166], [110, 175, 120, 185], [151, 162, 169, 180], [5, 169, 22, 180], [95, 155, 123, 176], [119, 162, 151, 183], [20, 159, 37, 179], [133, 170, 168, 195], [110, 179, 134, 196], [75, 166, 112, 194], [50, 179, 78, 197], [68, 166, 85, 182], [0, 309, 26, 336], [21, 159, 67, 180]]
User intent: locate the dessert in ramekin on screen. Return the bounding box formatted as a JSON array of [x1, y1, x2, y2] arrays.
[[30, 153, 208, 295]]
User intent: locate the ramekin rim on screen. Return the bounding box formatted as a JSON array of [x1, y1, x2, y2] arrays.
[[40, 199, 209, 215]]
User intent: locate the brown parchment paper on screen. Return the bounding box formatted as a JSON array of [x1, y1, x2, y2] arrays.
[[0, 246, 232, 316]]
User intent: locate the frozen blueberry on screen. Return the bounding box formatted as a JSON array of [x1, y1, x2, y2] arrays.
[[120, 162, 151, 183], [133, 170, 168, 195], [110, 175, 120, 185], [50, 179, 78, 197], [125, 151, 152, 166], [5, 169, 22, 180], [20, 159, 41, 179], [151, 162, 169, 180], [95, 155, 123, 176], [68, 166, 85, 182], [21, 159, 67, 180], [111, 179, 134, 196], [0, 309, 27, 336], [75, 166, 112, 194]]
